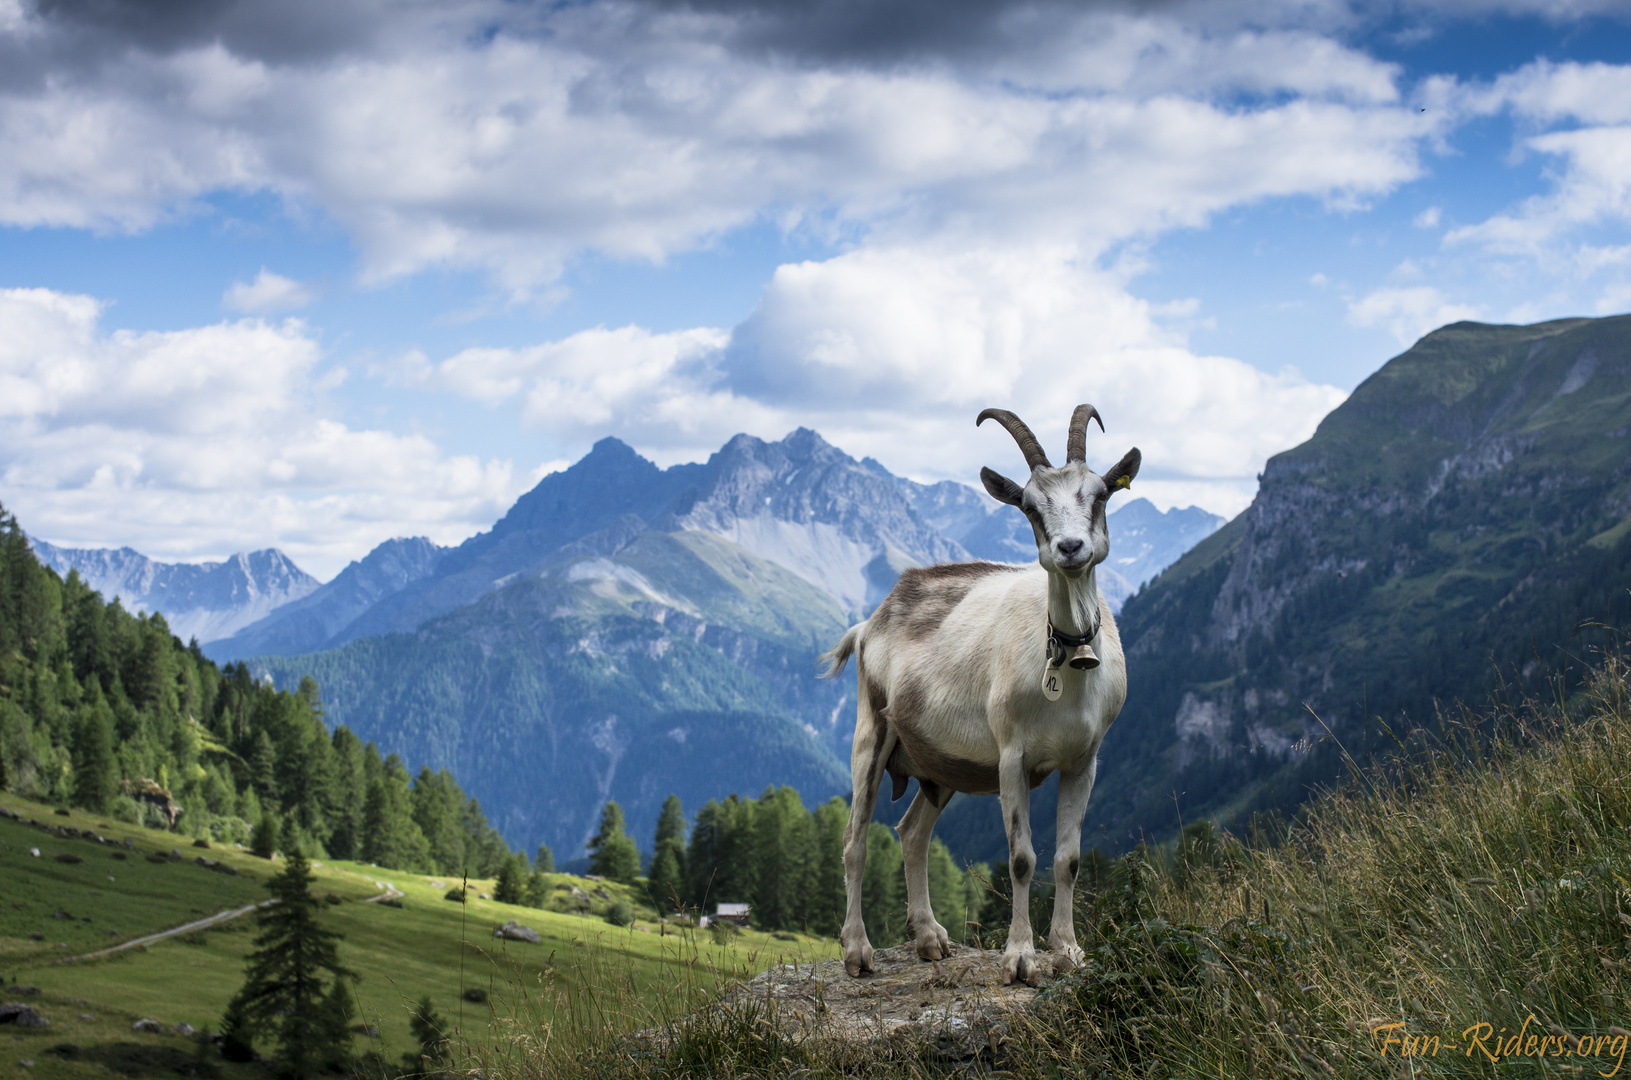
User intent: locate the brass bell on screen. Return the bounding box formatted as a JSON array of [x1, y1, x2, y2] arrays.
[[1068, 644, 1099, 670]]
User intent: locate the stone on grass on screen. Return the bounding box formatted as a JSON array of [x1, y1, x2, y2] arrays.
[[175, 1022, 196, 1036], [493, 920, 542, 944], [0, 1004, 49, 1028], [131, 1018, 164, 1033]]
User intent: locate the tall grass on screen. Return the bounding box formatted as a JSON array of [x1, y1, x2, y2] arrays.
[[460, 655, 1631, 1078]]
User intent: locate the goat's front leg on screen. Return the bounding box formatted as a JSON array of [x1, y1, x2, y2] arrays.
[[1048, 757, 1098, 973], [897, 787, 949, 961], [997, 748, 1038, 986], [841, 679, 888, 977]]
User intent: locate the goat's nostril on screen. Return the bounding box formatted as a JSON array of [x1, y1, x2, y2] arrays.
[[1056, 538, 1084, 557]]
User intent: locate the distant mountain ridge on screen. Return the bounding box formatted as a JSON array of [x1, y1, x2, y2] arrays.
[[211, 430, 1217, 663], [251, 526, 854, 860], [26, 539, 318, 644]]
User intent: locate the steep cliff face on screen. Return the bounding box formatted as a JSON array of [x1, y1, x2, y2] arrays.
[[1083, 315, 1631, 852]]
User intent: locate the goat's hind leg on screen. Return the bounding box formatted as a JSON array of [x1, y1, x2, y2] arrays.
[[897, 785, 950, 961], [841, 673, 890, 977]]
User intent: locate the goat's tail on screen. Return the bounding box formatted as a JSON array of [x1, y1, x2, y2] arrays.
[[818, 621, 865, 679]]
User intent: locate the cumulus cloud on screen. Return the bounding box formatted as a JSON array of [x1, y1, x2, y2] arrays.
[[421, 246, 1347, 518], [0, 0, 1433, 291], [1443, 61, 1631, 282], [1346, 285, 1481, 345], [223, 268, 318, 314], [0, 287, 531, 577]]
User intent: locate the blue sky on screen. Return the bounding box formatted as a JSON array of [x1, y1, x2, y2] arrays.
[[1, 0, 1629, 578]]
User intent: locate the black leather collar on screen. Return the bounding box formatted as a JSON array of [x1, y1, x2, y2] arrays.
[[1047, 620, 1097, 649]]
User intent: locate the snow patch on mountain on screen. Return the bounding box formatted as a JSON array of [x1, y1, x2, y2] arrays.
[[29, 539, 319, 643]]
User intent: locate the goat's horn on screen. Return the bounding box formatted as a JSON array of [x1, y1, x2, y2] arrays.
[[1065, 404, 1104, 464], [977, 409, 1051, 471]]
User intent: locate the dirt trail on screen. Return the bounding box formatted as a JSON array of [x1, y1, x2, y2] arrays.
[[62, 900, 277, 963]]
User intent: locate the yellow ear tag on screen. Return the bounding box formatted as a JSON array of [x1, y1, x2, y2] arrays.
[[1116, 475, 1131, 489]]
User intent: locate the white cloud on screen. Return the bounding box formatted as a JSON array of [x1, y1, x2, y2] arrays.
[[1441, 61, 1631, 284], [1447, 126, 1631, 255], [1413, 205, 1441, 228], [0, 287, 530, 577], [0, 3, 1431, 291], [223, 268, 317, 314], [424, 245, 1348, 516], [1346, 285, 1481, 345]]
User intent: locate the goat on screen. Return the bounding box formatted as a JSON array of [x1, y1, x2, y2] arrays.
[[820, 404, 1140, 986]]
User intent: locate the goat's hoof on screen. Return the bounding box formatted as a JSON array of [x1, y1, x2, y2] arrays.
[[915, 921, 951, 962], [843, 943, 874, 978], [1000, 950, 1038, 986], [1050, 944, 1084, 973]]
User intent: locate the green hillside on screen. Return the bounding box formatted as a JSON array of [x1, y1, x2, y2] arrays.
[[252, 530, 852, 863], [0, 792, 837, 1079], [1081, 314, 1631, 852]]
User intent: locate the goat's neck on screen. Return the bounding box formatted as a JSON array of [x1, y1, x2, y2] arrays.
[[1046, 566, 1102, 639]]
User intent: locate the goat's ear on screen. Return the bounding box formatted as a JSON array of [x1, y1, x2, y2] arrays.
[[1102, 448, 1141, 496], [981, 466, 1025, 507]]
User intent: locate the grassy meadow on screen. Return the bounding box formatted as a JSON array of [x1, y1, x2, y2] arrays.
[[478, 656, 1631, 1079], [0, 795, 838, 1079]]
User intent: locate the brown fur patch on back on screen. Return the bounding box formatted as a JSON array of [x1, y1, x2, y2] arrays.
[[870, 561, 1020, 641]]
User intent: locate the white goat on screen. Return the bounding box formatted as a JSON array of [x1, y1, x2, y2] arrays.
[[821, 404, 1140, 986]]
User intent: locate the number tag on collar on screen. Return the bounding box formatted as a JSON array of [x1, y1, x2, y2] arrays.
[[1042, 630, 1067, 701], [1042, 663, 1064, 701]]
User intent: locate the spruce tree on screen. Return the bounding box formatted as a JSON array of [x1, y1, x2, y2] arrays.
[[226, 849, 357, 1078], [404, 996, 449, 1077], [251, 809, 280, 859], [493, 852, 526, 904], [648, 794, 687, 912], [250, 729, 278, 804], [72, 703, 118, 813], [862, 822, 905, 945], [533, 842, 554, 874], [587, 801, 641, 883]]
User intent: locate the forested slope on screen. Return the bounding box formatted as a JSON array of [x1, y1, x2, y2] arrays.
[[0, 503, 519, 878], [1080, 315, 1631, 852]]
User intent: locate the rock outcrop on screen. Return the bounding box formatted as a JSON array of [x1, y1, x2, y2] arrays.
[[642, 943, 1062, 1060]]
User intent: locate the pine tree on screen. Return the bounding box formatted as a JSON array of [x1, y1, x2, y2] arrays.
[[862, 822, 905, 945], [647, 794, 687, 912], [250, 729, 278, 805], [228, 849, 357, 1078], [219, 995, 255, 1063], [251, 809, 280, 859], [71, 700, 118, 812], [925, 838, 966, 938], [810, 798, 848, 936], [588, 801, 641, 883], [360, 759, 432, 872], [533, 842, 554, 874], [404, 996, 449, 1077], [750, 786, 812, 931], [494, 851, 526, 904]]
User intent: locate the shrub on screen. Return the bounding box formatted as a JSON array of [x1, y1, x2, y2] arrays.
[[444, 887, 466, 903], [604, 899, 634, 927], [463, 987, 488, 1003]]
